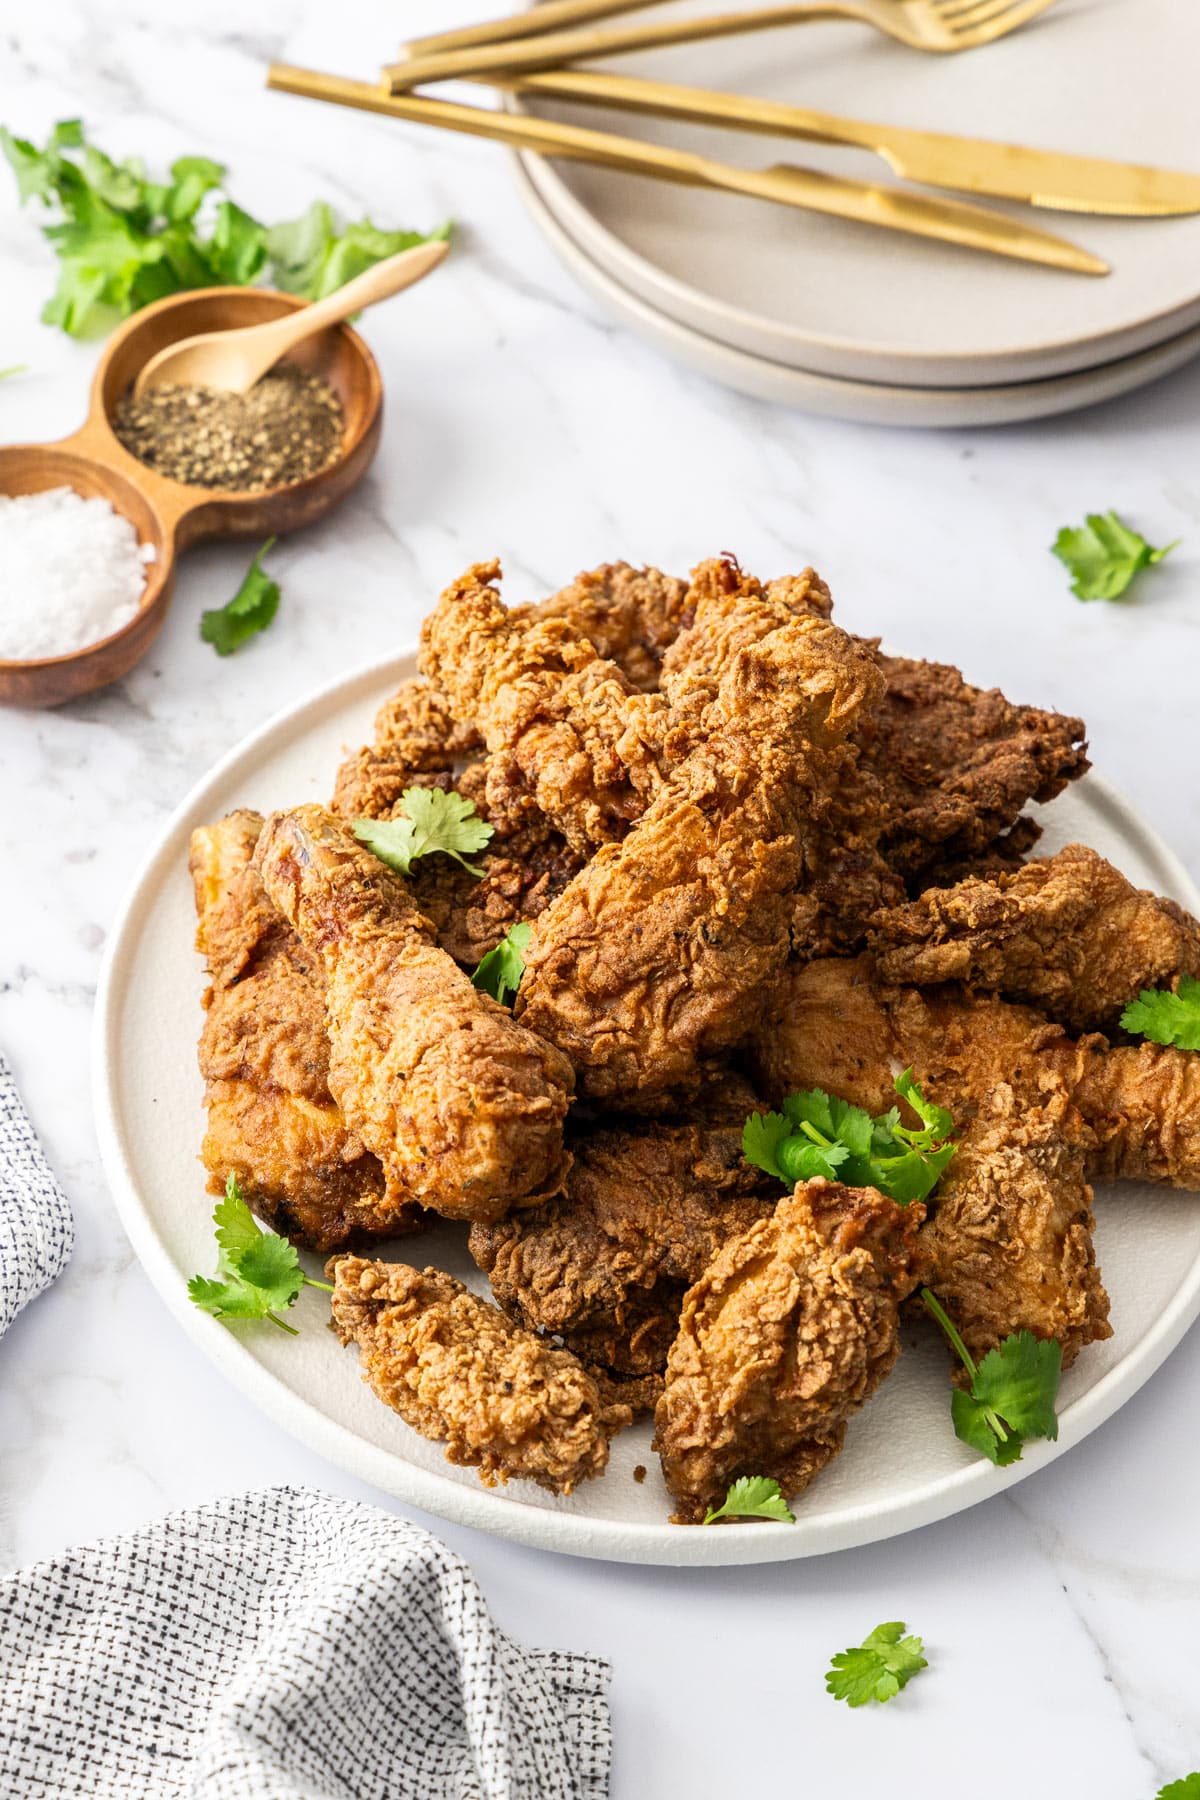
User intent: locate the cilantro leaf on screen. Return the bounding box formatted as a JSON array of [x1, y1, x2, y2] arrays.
[[472, 921, 532, 1005], [355, 787, 493, 878], [747, 1072, 956, 1204], [703, 1475, 795, 1525], [1052, 510, 1178, 602], [1158, 1778, 1200, 1800], [826, 1622, 927, 1707], [200, 539, 280, 654], [187, 1174, 331, 1334], [1121, 976, 1200, 1052], [778, 1136, 848, 1185], [742, 1110, 794, 1181], [267, 202, 451, 301], [923, 1291, 1062, 1466]]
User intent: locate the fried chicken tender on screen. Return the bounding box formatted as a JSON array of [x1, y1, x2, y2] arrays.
[[330, 1257, 631, 1493], [871, 843, 1200, 1032], [190, 810, 424, 1252], [470, 1111, 778, 1375], [332, 677, 482, 820], [253, 805, 574, 1224], [1071, 1039, 1200, 1189], [523, 560, 692, 692], [515, 601, 882, 1104], [653, 1180, 927, 1523], [420, 559, 676, 852], [749, 957, 1113, 1366]]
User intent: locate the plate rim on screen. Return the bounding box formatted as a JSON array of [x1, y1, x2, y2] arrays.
[[94, 648, 1200, 1566]]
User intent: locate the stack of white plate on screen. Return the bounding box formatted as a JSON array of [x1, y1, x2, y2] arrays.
[[511, 0, 1200, 425]]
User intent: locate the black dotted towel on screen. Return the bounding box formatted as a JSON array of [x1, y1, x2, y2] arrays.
[[0, 1055, 74, 1340], [0, 1486, 611, 1799]]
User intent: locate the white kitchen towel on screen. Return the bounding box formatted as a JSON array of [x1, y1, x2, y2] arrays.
[[0, 1486, 611, 1800], [0, 1055, 74, 1340]]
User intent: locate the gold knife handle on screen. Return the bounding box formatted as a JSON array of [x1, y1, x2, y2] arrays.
[[384, 6, 852, 91], [400, 0, 673, 58]]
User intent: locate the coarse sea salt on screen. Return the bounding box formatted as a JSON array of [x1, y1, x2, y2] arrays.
[[0, 485, 154, 661]]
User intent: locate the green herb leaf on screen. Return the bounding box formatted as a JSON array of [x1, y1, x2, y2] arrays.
[[825, 1622, 927, 1707], [355, 786, 493, 878], [703, 1475, 795, 1525], [0, 364, 26, 380], [267, 203, 451, 301], [923, 1291, 1062, 1466], [742, 1110, 793, 1181], [206, 198, 267, 286], [472, 921, 533, 1005], [1052, 510, 1178, 602], [187, 1173, 331, 1334], [1158, 1777, 1200, 1800], [747, 1072, 956, 1205], [200, 539, 280, 656], [1121, 976, 1200, 1051]]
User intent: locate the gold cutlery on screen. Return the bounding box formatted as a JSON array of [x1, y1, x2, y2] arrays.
[[268, 65, 1106, 275], [492, 68, 1200, 216], [386, 0, 1066, 90], [402, 0, 666, 57]]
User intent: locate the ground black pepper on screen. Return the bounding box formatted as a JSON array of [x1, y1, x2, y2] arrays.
[[113, 363, 344, 491]]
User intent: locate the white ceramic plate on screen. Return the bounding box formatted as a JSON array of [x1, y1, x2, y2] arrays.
[[512, 0, 1200, 386], [516, 154, 1200, 427], [95, 650, 1200, 1565]]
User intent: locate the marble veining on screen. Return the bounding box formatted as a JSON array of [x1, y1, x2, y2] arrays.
[[2, 4, 1200, 1794]]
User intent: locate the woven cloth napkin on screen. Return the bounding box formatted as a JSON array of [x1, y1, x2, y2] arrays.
[[0, 1055, 74, 1340], [0, 1486, 611, 1800]]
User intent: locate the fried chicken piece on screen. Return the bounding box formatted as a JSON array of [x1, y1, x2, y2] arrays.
[[470, 1112, 778, 1375], [332, 677, 483, 820], [1070, 1039, 1200, 1189], [253, 805, 574, 1224], [420, 559, 676, 852], [522, 561, 692, 692], [658, 555, 834, 723], [190, 811, 424, 1252], [653, 1180, 927, 1523], [749, 958, 1113, 1366], [330, 1257, 630, 1494], [516, 598, 882, 1104], [871, 843, 1200, 1033]]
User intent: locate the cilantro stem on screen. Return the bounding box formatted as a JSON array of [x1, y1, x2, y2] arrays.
[[921, 1288, 978, 1383], [303, 1276, 334, 1293], [797, 1121, 831, 1148], [267, 1312, 300, 1336]]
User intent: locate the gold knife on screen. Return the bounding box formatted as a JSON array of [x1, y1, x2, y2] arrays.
[[267, 66, 1107, 276], [497, 68, 1200, 217]]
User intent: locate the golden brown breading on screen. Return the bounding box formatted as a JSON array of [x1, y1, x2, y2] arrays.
[[871, 844, 1200, 1032], [331, 677, 482, 821], [419, 559, 676, 852], [658, 555, 834, 722], [653, 1180, 927, 1523], [521, 561, 692, 692], [330, 1257, 631, 1494], [190, 810, 424, 1252], [1071, 1039, 1200, 1189], [470, 1115, 778, 1376], [253, 805, 574, 1224], [516, 602, 883, 1104]]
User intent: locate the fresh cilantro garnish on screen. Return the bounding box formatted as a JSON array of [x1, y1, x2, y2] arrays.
[[825, 1622, 927, 1707], [187, 1174, 331, 1334], [1121, 976, 1200, 1051], [472, 921, 532, 1005], [355, 786, 493, 878], [0, 118, 448, 338], [1052, 510, 1178, 602], [743, 1070, 955, 1205], [922, 1290, 1062, 1467], [703, 1475, 795, 1525], [200, 539, 280, 655], [1158, 1778, 1200, 1800]]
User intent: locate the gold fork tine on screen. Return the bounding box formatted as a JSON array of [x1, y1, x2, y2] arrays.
[[936, 0, 1063, 32]]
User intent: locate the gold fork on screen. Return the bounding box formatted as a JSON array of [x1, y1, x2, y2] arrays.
[[386, 0, 1065, 90]]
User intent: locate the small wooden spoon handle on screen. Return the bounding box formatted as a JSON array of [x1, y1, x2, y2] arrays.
[[246, 238, 449, 367]]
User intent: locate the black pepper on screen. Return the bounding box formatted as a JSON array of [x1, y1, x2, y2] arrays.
[[113, 363, 344, 492]]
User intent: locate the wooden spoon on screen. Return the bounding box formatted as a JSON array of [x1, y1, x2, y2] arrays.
[[133, 238, 448, 397]]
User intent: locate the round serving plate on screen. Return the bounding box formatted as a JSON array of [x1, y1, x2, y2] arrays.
[[95, 649, 1200, 1566], [516, 154, 1200, 427], [511, 0, 1200, 387]]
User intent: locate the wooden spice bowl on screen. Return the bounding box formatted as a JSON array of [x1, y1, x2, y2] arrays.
[[0, 287, 384, 708]]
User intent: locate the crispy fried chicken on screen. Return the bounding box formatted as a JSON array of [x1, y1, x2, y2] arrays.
[[253, 805, 574, 1224], [521, 560, 692, 692], [653, 1180, 927, 1523], [330, 1256, 631, 1493]]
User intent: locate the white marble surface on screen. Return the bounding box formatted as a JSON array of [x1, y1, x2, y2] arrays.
[[3, 4, 1200, 1795]]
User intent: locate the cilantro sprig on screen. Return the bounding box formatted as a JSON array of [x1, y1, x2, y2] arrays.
[[472, 921, 532, 1005], [1052, 510, 1178, 602], [703, 1475, 795, 1525], [200, 539, 280, 656], [743, 1070, 956, 1205], [826, 1622, 927, 1707], [1121, 976, 1200, 1052], [355, 787, 493, 878], [1158, 1778, 1200, 1799], [0, 118, 449, 339], [922, 1290, 1062, 1466], [188, 1175, 332, 1334]]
